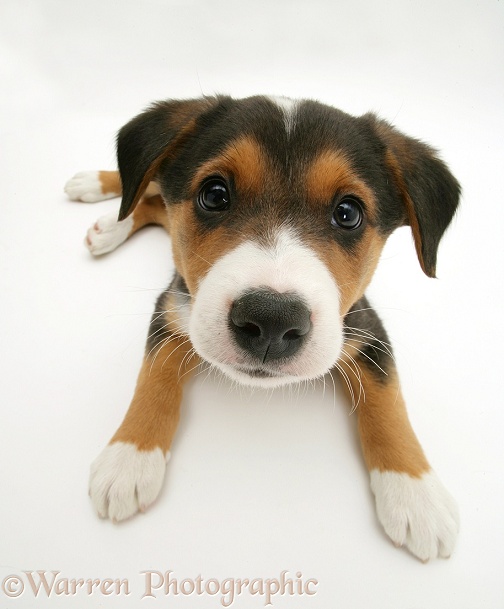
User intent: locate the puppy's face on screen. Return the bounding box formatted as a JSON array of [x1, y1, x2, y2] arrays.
[[118, 96, 460, 388]]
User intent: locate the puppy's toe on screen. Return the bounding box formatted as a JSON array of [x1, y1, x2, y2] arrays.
[[65, 171, 119, 203], [89, 442, 168, 522], [85, 211, 133, 256], [370, 469, 459, 562]]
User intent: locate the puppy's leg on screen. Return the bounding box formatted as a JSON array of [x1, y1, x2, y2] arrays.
[[339, 297, 459, 561], [85, 193, 167, 256], [65, 170, 121, 202], [65, 170, 161, 203], [89, 284, 197, 522]]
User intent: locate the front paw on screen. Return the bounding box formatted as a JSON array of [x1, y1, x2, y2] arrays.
[[370, 469, 459, 561], [89, 442, 169, 522]]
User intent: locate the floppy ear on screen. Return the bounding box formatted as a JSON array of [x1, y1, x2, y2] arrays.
[[367, 115, 461, 278], [116, 97, 220, 220]]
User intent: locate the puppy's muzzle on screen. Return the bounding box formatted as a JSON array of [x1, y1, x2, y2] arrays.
[[229, 289, 312, 362]]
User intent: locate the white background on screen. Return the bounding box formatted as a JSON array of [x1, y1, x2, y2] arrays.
[[1, 0, 503, 607]]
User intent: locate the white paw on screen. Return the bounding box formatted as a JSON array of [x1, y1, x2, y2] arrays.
[[85, 211, 133, 255], [370, 469, 459, 561], [89, 442, 169, 522], [65, 171, 119, 203]]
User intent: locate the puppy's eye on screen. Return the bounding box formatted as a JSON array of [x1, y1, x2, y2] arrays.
[[197, 179, 230, 212], [331, 197, 363, 230]]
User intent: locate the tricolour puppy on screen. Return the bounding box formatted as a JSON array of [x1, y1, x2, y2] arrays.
[[66, 95, 460, 561]]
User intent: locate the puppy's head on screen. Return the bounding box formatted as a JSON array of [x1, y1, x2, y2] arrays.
[[117, 96, 460, 387]]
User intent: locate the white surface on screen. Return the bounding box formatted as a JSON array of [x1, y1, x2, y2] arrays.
[[1, 1, 503, 607]]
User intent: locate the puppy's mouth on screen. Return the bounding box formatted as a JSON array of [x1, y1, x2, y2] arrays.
[[235, 366, 281, 379], [215, 360, 298, 388]]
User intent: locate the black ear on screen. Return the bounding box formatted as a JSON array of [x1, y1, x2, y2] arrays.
[[367, 115, 461, 277], [116, 97, 219, 220]]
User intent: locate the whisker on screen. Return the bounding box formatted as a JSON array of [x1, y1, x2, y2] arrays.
[[352, 346, 389, 377], [192, 361, 213, 382], [178, 356, 203, 381], [160, 338, 193, 371], [333, 361, 355, 411], [147, 315, 191, 342], [344, 324, 393, 346], [147, 334, 178, 366], [342, 305, 407, 317], [343, 334, 395, 361], [178, 347, 194, 378], [190, 250, 213, 268], [327, 369, 337, 415], [148, 331, 192, 372], [342, 307, 376, 316], [340, 347, 365, 414]]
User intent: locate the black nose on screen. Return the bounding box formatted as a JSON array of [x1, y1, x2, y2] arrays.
[[229, 289, 312, 362]]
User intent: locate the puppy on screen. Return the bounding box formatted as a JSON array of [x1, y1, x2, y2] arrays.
[[66, 95, 460, 561]]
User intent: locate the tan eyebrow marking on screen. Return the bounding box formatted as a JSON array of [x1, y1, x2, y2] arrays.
[[191, 135, 268, 195], [305, 149, 377, 222]]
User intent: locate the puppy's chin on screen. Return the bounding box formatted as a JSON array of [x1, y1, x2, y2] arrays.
[[208, 360, 323, 389]]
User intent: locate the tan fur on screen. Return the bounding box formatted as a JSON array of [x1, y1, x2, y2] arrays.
[[111, 332, 198, 453], [144, 181, 161, 198], [305, 149, 378, 223], [98, 170, 160, 199], [98, 170, 121, 196], [302, 149, 386, 314], [339, 342, 430, 477], [166, 136, 271, 295], [131, 194, 169, 234], [371, 122, 431, 276], [96, 170, 168, 239], [168, 202, 238, 295], [190, 136, 267, 196], [313, 230, 386, 316], [166, 97, 219, 131], [382, 149, 427, 275]]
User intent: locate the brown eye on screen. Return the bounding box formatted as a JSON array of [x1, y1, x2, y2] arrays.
[[197, 179, 230, 212], [331, 197, 363, 229]]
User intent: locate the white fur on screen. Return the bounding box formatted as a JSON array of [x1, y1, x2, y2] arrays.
[[370, 469, 459, 561], [269, 96, 299, 134], [89, 442, 169, 522], [85, 211, 133, 255], [189, 229, 342, 388], [65, 171, 119, 203]]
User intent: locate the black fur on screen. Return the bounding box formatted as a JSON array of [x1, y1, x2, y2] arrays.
[[146, 272, 189, 354], [343, 295, 393, 382]]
